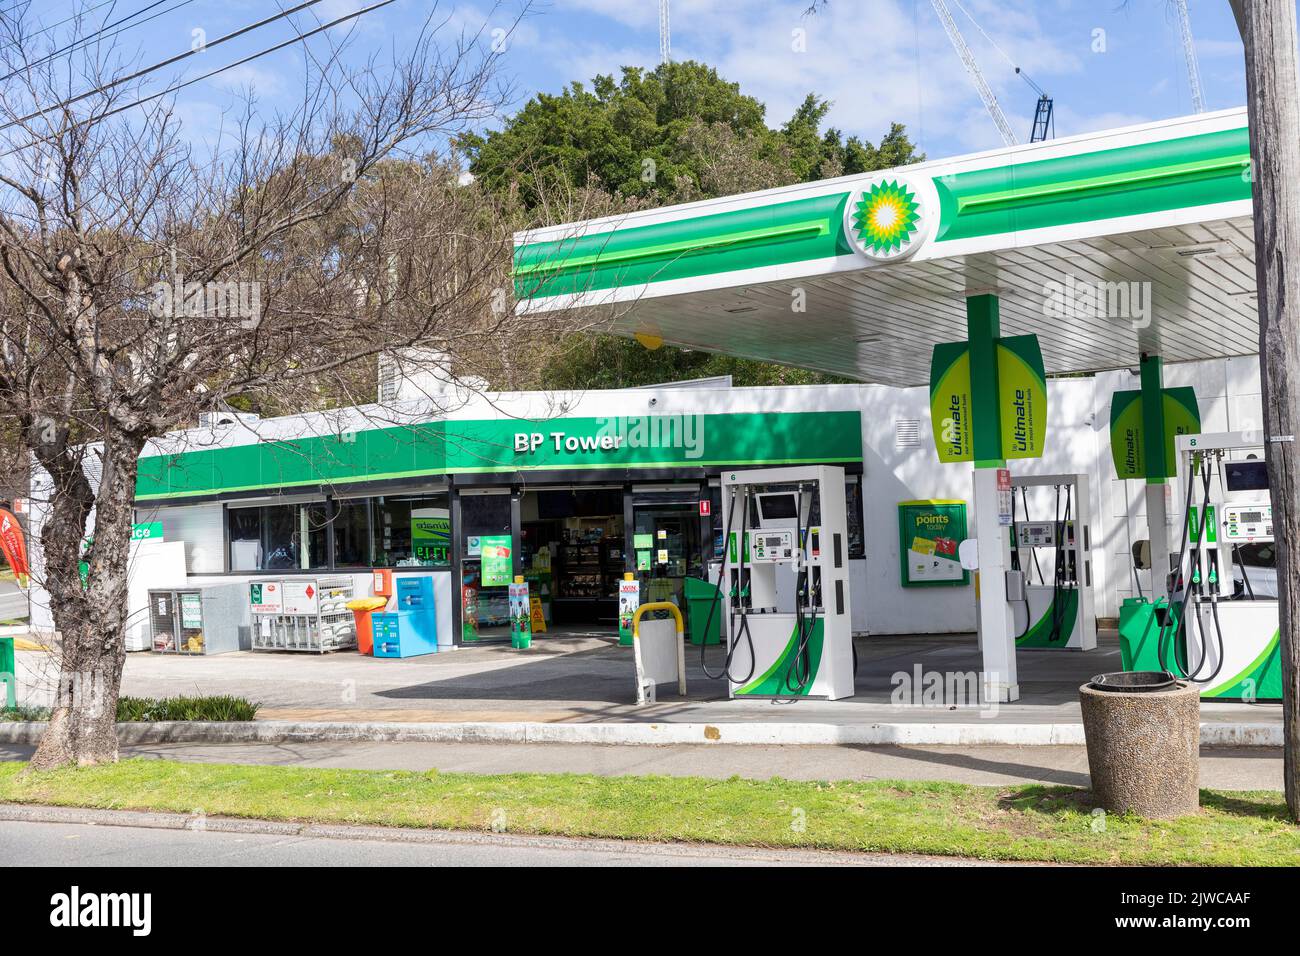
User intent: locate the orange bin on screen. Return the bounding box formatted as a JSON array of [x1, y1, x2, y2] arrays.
[[347, 597, 389, 655]]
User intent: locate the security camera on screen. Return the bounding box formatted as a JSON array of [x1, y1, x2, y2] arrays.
[[648, 397, 658, 407]]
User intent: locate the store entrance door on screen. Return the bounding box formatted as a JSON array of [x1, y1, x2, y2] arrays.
[[459, 489, 514, 643], [630, 488, 705, 612]]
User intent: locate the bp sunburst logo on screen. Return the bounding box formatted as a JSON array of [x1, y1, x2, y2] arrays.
[[845, 177, 926, 261]]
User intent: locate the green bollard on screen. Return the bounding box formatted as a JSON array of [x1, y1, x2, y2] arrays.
[[0, 636, 15, 710]]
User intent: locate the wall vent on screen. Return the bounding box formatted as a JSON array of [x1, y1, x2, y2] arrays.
[[895, 419, 921, 447]]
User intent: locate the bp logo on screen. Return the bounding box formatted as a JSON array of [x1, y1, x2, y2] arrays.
[[844, 176, 927, 261]]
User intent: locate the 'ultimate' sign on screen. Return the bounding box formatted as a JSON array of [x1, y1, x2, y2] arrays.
[[1109, 386, 1200, 480], [928, 334, 1047, 463]]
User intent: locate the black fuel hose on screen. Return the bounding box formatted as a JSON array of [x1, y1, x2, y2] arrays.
[[784, 486, 819, 694], [700, 488, 755, 685]]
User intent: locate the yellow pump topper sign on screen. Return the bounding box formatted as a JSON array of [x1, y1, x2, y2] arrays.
[[929, 335, 1046, 463]]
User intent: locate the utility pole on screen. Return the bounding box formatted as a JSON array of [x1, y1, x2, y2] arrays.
[[1229, 0, 1300, 822]]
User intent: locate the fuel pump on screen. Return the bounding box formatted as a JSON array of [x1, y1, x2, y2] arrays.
[[1154, 432, 1282, 701], [1009, 474, 1096, 650], [713, 465, 854, 700]]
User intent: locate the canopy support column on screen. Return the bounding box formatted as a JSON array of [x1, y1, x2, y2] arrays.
[[968, 294, 1020, 703], [1140, 354, 1172, 590]]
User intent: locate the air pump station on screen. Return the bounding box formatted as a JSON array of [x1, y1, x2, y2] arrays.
[[711, 465, 855, 700]]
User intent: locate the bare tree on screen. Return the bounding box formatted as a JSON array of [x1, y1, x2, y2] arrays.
[[0, 2, 600, 769], [1229, 0, 1300, 821]]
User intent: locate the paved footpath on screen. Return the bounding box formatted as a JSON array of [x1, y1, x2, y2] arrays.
[[13, 634, 1284, 737], [0, 740, 1283, 790]]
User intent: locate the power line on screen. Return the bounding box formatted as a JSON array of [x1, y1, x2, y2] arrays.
[[0, 0, 33, 22], [1, 0, 399, 158], [25, 1, 119, 39], [1, 0, 199, 86], [1, 0, 328, 133]]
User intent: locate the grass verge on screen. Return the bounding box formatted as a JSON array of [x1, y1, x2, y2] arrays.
[[2, 695, 259, 723], [0, 758, 1295, 864]]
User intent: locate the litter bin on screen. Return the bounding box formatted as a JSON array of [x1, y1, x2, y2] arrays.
[[0, 635, 14, 709], [683, 575, 722, 645], [346, 597, 389, 656], [1080, 671, 1200, 818]]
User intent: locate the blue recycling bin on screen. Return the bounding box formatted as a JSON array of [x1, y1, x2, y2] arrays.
[[372, 576, 438, 658]]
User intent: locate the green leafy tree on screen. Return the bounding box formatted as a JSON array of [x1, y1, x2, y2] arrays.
[[465, 61, 922, 388]]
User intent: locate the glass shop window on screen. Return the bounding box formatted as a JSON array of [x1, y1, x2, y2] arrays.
[[332, 498, 374, 568], [227, 502, 327, 571], [370, 492, 451, 568]]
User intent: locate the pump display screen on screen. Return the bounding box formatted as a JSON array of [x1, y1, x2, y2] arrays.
[[1226, 460, 1269, 492], [757, 493, 798, 521]]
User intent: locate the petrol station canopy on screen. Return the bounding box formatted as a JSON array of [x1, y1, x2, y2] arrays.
[[513, 108, 1257, 387]]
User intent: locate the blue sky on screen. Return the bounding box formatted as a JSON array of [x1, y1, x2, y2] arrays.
[[25, 0, 1251, 162]]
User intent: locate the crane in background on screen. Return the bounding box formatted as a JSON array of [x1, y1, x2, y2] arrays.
[[930, 0, 1055, 145], [659, 0, 671, 65], [1173, 0, 1206, 113], [930, 0, 1018, 146]]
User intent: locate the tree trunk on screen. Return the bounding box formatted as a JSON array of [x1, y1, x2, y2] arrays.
[[28, 432, 146, 771], [1232, 0, 1300, 821]]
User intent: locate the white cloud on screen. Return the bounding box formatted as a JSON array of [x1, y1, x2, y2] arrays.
[[210, 63, 287, 97], [1196, 37, 1244, 59], [494, 0, 1244, 162]]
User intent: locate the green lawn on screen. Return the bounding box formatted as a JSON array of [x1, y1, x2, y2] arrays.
[[1, 759, 1296, 864]]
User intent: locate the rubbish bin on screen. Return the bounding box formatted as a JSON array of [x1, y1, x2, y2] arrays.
[[0, 635, 14, 709], [683, 575, 722, 645], [1080, 671, 1200, 818], [346, 597, 389, 656]]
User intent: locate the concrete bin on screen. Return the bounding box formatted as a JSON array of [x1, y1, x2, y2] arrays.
[[1079, 672, 1200, 819]]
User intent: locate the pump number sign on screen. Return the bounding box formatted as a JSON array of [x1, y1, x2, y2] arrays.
[[898, 500, 969, 587]]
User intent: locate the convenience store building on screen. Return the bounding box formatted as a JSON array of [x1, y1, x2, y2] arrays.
[[26, 353, 1269, 652]]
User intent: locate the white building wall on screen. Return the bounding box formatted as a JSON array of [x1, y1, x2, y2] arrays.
[[853, 378, 1102, 634], [25, 357, 1267, 644]]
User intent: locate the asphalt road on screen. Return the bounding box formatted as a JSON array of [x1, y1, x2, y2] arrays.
[[0, 579, 27, 621], [0, 810, 988, 866]]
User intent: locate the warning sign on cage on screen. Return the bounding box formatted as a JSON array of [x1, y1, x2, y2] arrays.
[[282, 580, 319, 615], [249, 581, 283, 614]]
